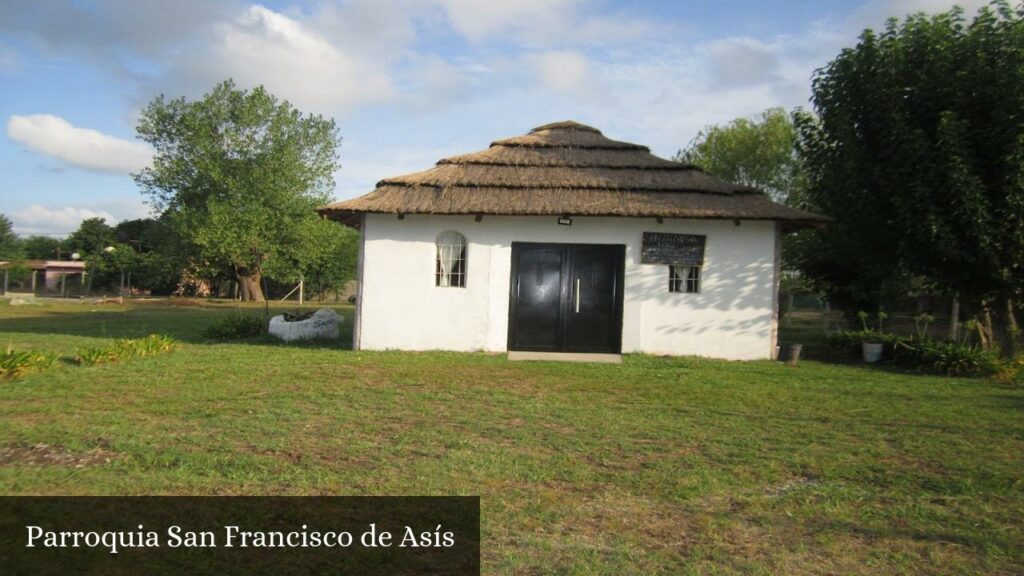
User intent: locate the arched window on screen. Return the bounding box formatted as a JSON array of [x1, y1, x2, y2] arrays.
[[435, 231, 467, 287]]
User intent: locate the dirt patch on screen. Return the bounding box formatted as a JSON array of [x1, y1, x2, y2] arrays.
[[0, 442, 118, 468], [765, 475, 820, 497]]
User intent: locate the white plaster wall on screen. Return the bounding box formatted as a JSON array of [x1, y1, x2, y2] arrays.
[[358, 214, 778, 360]]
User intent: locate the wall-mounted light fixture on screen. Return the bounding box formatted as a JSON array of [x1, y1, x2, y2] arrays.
[[656, 217, 664, 225], [733, 219, 742, 226], [397, 212, 406, 220], [557, 216, 573, 226], [474, 214, 483, 222]]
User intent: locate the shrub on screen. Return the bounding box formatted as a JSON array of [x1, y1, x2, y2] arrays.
[[994, 357, 1024, 385], [76, 335, 180, 366], [1, 346, 58, 381], [827, 330, 1001, 377], [76, 347, 117, 367], [114, 334, 180, 357], [826, 330, 909, 360], [202, 314, 266, 340], [914, 341, 1000, 377]]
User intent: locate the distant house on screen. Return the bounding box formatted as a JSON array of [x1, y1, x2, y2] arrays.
[[318, 121, 827, 360], [0, 260, 86, 294]]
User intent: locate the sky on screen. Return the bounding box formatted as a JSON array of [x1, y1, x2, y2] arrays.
[[0, 0, 992, 236]]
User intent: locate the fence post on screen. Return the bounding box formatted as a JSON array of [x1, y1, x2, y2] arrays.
[[299, 274, 304, 306]]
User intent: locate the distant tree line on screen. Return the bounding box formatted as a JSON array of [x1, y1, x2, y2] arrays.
[[0, 213, 357, 301]]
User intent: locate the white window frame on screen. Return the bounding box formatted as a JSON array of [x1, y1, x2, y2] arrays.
[[435, 230, 467, 288], [669, 265, 700, 294]]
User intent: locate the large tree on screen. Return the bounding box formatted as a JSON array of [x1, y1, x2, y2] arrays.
[[301, 219, 359, 301], [134, 80, 340, 301], [794, 2, 1024, 351], [20, 235, 64, 260], [67, 217, 115, 255], [0, 214, 21, 260], [674, 108, 802, 204]]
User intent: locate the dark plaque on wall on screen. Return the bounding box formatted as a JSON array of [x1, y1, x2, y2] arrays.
[[641, 232, 706, 266]]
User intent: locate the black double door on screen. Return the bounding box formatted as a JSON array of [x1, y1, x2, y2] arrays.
[[508, 243, 625, 353]]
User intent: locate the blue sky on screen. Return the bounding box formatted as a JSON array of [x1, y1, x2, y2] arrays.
[[0, 0, 987, 235]]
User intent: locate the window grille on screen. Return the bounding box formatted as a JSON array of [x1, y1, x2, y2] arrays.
[[435, 231, 467, 287], [669, 265, 700, 293]]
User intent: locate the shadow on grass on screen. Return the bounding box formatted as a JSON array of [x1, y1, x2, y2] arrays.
[[225, 334, 354, 350], [0, 306, 355, 350], [817, 519, 1002, 552]]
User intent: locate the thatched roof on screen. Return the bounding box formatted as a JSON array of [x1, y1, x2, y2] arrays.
[[318, 121, 827, 227]]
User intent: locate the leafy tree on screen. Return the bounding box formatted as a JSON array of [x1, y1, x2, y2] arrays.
[[110, 218, 186, 294], [20, 235, 65, 260], [795, 2, 1024, 353], [66, 218, 116, 293], [303, 220, 359, 300], [0, 214, 21, 260], [67, 217, 115, 256], [675, 108, 803, 203], [113, 219, 155, 246], [134, 80, 340, 301]]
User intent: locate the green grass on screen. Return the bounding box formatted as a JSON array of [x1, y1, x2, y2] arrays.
[[1, 299, 1022, 575]]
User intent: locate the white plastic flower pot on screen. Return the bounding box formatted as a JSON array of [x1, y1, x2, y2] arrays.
[[862, 342, 883, 363]]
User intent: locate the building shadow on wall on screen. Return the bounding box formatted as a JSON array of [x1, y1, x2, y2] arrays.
[[628, 253, 774, 338]]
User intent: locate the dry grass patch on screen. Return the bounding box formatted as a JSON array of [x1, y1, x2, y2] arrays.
[[0, 442, 119, 468]]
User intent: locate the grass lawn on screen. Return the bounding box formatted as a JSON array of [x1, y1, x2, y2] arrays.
[[1, 299, 1022, 574]]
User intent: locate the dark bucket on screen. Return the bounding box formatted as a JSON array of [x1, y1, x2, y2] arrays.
[[786, 344, 803, 366]]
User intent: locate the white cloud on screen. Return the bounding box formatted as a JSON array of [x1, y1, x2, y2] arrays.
[[9, 198, 150, 236], [334, 142, 464, 199], [397, 54, 473, 111], [528, 50, 601, 100], [2, 0, 1006, 217], [0, 0, 236, 54], [6, 114, 152, 174], [852, 0, 992, 30], [436, 0, 578, 42], [2, 1, 657, 121], [583, 0, 997, 153], [11, 204, 118, 235], [435, 0, 656, 45], [166, 5, 394, 115], [311, 0, 420, 54], [706, 37, 782, 88]]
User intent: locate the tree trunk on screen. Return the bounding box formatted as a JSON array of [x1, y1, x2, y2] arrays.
[[237, 269, 265, 302], [949, 294, 960, 341], [999, 296, 1018, 359], [983, 304, 995, 351]]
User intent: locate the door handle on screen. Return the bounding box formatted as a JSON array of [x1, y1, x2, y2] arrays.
[[575, 278, 581, 313]]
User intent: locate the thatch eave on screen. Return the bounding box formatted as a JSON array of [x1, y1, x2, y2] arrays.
[[317, 120, 830, 230], [489, 142, 650, 151], [316, 205, 830, 231], [435, 159, 700, 170]]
